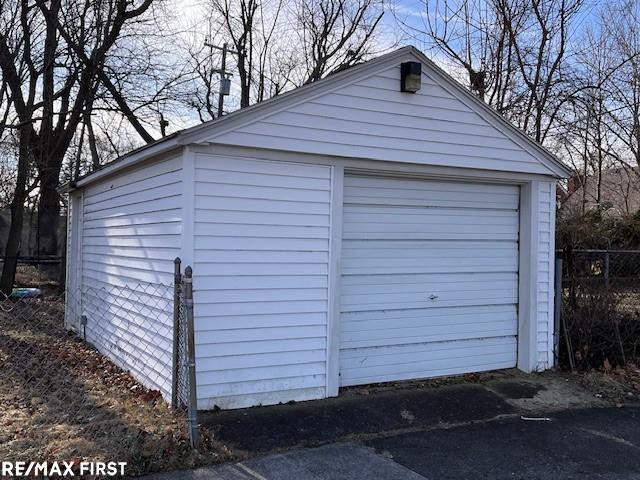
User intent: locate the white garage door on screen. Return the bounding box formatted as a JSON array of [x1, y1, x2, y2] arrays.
[[339, 174, 519, 386]]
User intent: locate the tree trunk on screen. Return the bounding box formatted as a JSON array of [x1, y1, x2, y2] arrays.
[[36, 156, 62, 278], [0, 128, 32, 294], [58, 213, 66, 294], [37, 165, 61, 255]]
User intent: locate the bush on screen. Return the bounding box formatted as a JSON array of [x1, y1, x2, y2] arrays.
[[557, 207, 640, 251], [561, 285, 636, 369], [556, 208, 640, 371]]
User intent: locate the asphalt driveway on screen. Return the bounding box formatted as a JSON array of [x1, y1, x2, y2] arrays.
[[145, 372, 640, 479]]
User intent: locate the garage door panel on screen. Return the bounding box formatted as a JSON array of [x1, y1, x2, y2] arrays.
[[342, 241, 518, 257], [343, 196, 517, 210], [342, 305, 517, 328], [341, 350, 517, 380], [344, 174, 519, 191], [341, 273, 518, 310], [340, 323, 518, 349], [341, 283, 518, 307], [341, 241, 519, 274], [340, 174, 519, 386], [341, 271, 518, 287], [342, 319, 518, 337], [342, 223, 518, 240], [342, 280, 518, 298], [341, 257, 518, 274], [341, 357, 518, 386], [340, 338, 518, 386], [343, 207, 519, 224], [340, 336, 517, 360], [340, 297, 518, 314], [344, 179, 519, 210]]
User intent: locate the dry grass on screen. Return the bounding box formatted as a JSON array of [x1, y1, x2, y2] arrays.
[[0, 296, 234, 477], [579, 362, 640, 405], [13, 264, 59, 289]]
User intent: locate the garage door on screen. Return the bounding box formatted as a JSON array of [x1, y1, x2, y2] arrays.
[[339, 174, 519, 386]]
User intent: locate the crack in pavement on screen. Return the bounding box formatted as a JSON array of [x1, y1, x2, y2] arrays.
[[580, 428, 640, 450], [327, 412, 523, 444]]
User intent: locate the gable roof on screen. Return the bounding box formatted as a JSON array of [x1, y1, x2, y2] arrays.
[[70, 46, 570, 190]]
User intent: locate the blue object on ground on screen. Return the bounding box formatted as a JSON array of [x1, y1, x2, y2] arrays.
[[11, 287, 42, 298]]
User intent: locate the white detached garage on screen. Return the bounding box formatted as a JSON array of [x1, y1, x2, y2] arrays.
[[65, 46, 569, 410]]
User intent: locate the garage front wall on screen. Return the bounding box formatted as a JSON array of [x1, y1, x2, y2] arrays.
[[188, 149, 556, 409], [191, 152, 333, 409]]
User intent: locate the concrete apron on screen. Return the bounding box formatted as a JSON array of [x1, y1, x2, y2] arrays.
[[145, 443, 426, 480]]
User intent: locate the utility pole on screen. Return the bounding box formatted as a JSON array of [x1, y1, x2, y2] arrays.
[[218, 43, 229, 117], [204, 41, 237, 118]]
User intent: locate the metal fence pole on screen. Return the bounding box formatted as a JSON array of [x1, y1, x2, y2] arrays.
[[604, 251, 610, 289], [183, 266, 200, 449], [553, 258, 563, 367], [171, 257, 181, 410]]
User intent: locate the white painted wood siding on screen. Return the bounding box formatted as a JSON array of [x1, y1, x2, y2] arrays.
[[211, 64, 550, 175], [340, 175, 519, 386], [536, 181, 556, 369], [192, 154, 332, 409], [79, 155, 183, 398]]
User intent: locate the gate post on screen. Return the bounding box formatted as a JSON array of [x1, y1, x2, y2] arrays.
[[172, 257, 181, 409], [553, 258, 563, 367], [183, 266, 200, 448]]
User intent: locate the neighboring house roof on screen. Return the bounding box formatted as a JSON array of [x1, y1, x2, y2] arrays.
[[561, 167, 640, 216], [63, 46, 571, 192]]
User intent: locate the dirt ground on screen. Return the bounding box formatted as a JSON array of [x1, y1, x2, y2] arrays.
[[0, 295, 234, 478]]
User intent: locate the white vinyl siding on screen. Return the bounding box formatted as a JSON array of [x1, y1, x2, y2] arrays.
[[192, 154, 332, 410], [66, 47, 566, 411], [537, 181, 556, 369], [79, 155, 182, 398], [339, 175, 519, 386], [212, 64, 550, 175]]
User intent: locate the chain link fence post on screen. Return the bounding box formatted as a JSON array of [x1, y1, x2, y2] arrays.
[[183, 266, 200, 449], [172, 257, 182, 410], [554, 257, 563, 367]]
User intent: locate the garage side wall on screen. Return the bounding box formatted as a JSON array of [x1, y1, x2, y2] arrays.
[[192, 153, 332, 410], [536, 180, 556, 369], [77, 154, 183, 398]]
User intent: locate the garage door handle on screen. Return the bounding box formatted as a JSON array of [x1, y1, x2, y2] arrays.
[[429, 294, 438, 300]]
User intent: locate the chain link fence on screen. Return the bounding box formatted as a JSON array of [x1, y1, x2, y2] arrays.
[[0, 259, 201, 476], [558, 250, 640, 370]]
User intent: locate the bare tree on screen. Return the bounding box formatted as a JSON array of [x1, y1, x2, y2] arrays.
[[208, 0, 280, 109], [551, 1, 640, 216], [397, 0, 583, 143], [0, 0, 159, 293], [394, 0, 513, 104], [296, 0, 385, 84], [603, 0, 640, 171], [195, 0, 385, 118], [500, 0, 584, 142]]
